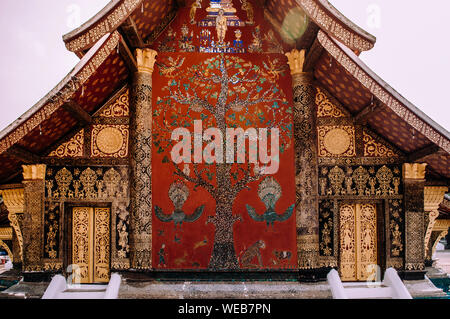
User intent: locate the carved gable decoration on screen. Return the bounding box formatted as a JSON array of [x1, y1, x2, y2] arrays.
[[98, 87, 130, 118], [48, 129, 84, 158], [316, 87, 348, 118], [363, 129, 401, 158]]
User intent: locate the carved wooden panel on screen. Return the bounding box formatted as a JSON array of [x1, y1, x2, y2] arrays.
[[356, 204, 377, 281], [339, 204, 356, 281], [72, 207, 110, 284], [339, 203, 377, 281], [94, 208, 110, 283], [72, 207, 93, 284]]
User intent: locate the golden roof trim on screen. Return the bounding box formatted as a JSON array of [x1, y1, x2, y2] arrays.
[[317, 30, 450, 156]]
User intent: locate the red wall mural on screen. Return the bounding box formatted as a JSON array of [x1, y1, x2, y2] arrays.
[[151, 0, 297, 271]]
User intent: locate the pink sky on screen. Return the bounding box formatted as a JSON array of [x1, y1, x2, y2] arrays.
[[0, 0, 448, 133]]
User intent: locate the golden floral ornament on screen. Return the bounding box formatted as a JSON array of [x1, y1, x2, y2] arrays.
[[55, 167, 73, 198], [100, 88, 129, 117], [91, 125, 129, 158], [316, 87, 346, 118], [318, 126, 356, 157], [363, 131, 398, 157], [48, 130, 84, 158]]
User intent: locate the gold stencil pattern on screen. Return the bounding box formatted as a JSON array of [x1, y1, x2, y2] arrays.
[[100, 88, 130, 117], [363, 131, 398, 157], [316, 87, 346, 118], [48, 130, 84, 158], [91, 125, 129, 158], [318, 126, 355, 157]]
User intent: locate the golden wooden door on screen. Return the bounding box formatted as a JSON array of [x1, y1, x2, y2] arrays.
[[72, 207, 110, 284], [339, 204, 377, 282]]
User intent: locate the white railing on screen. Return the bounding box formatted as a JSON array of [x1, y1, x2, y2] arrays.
[[327, 268, 412, 299], [42, 273, 121, 299], [42, 275, 66, 299]]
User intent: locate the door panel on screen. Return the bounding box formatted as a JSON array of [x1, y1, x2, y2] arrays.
[[94, 208, 110, 283], [72, 207, 93, 284], [356, 204, 377, 281], [72, 207, 110, 284], [339, 204, 357, 281], [339, 203, 377, 281]]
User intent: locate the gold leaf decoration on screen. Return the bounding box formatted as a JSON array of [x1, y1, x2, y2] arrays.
[[316, 87, 346, 118], [363, 131, 398, 157], [48, 130, 84, 158], [91, 125, 129, 158], [318, 126, 356, 157], [100, 88, 130, 117]]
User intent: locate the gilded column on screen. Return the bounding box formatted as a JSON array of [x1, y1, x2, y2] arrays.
[[129, 48, 157, 270], [21, 164, 46, 272], [286, 49, 320, 270], [403, 163, 427, 278]]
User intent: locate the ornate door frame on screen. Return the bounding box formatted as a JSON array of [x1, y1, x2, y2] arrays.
[[337, 200, 385, 282], [63, 202, 112, 284]]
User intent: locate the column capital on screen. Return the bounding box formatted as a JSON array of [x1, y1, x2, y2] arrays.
[[0, 188, 24, 214], [22, 164, 46, 181], [285, 49, 306, 75], [402, 163, 427, 180], [136, 48, 158, 74], [424, 186, 448, 212]]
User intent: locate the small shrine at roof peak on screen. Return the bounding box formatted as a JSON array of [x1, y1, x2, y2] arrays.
[[0, 0, 448, 297]]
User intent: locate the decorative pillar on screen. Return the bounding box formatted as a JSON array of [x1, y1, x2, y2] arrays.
[[21, 164, 46, 272], [286, 49, 320, 271], [403, 163, 427, 279], [423, 186, 447, 264], [129, 48, 157, 270]]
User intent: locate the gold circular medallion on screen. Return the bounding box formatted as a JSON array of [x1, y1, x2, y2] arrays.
[[96, 127, 124, 155], [323, 128, 351, 155]]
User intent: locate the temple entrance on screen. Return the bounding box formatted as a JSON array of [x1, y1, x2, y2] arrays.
[[339, 204, 378, 282], [71, 207, 110, 284]]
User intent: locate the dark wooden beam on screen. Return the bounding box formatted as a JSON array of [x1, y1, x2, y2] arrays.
[[62, 100, 92, 125], [408, 144, 442, 162], [304, 37, 324, 73], [1, 171, 22, 184], [6, 145, 43, 164], [354, 99, 381, 125], [175, 0, 186, 8], [118, 35, 138, 73], [120, 17, 145, 49]]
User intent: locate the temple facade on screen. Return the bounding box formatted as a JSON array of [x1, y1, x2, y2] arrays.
[[0, 0, 449, 284]]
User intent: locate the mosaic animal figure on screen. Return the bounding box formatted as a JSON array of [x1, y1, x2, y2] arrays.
[[245, 177, 294, 228], [239, 240, 266, 268], [262, 58, 288, 81], [155, 181, 205, 229], [157, 56, 185, 78]]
